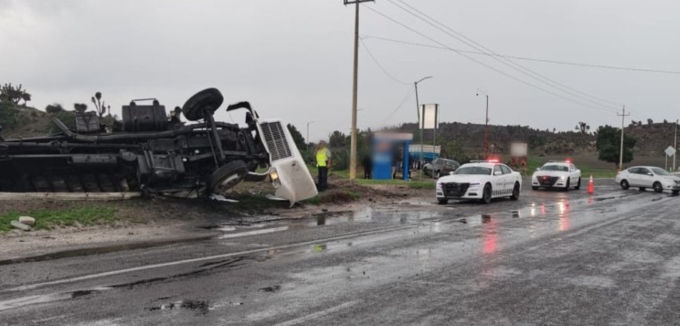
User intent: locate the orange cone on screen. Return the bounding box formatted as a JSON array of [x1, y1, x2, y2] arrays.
[[587, 175, 594, 194]]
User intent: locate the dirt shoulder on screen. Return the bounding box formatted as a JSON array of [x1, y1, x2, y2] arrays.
[[0, 177, 433, 261]]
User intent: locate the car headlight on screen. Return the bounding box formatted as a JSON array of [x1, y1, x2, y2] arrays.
[[469, 182, 482, 187], [270, 169, 281, 188], [560, 176, 566, 180]]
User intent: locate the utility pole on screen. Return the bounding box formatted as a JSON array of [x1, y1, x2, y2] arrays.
[[617, 106, 631, 171], [477, 89, 489, 159], [306, 121, 314, 153], [414, 76, 433, 179], [674, 119, 678, 171], [344, 0, 373, 181]]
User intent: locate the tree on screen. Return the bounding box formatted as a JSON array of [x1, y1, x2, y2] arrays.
[[575, 121, 590, 134], [596, 125, 636, 168], [45, 103, 65, 114], [73, 103, 88, 113], [647, 119, 653, 125], [286, 123, 306, 150], [328, 130, 348, 148], [91, 91, 109, 118], [0, 83, 31, 105]]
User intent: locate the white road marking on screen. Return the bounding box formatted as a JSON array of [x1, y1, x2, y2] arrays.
[[2, 225, 413, 293], [219, 226, 289, 239], [273, 300, 362, 326]]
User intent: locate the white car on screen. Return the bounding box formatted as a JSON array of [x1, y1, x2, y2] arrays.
[[436, 161, 522, 205], [531, 161, 582, 191], [615, 166, 680, 195]]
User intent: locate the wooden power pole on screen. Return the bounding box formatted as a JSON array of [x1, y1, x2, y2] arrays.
[[344, 0, 374, 181], [617, 106, 631, 170]]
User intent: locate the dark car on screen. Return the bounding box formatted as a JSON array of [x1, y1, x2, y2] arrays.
[[423, 158, 460, 178]]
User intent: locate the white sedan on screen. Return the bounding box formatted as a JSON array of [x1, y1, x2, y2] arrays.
[[531, 161, 582, 191], [615, 166, 680, 195], [436, 161, 522, 205]]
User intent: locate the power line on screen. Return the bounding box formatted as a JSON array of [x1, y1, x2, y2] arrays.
[[384, 87, 415, 122], [362, 35, 680, 76], [387, 0, 620, 111], [363, 5, 618, 114], [360, 37, 410, 86]]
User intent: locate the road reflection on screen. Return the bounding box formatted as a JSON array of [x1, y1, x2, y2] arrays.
[[482, 215, 498, 254], [558, 199, 570, 231]]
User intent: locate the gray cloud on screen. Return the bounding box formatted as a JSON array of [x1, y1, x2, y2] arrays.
[[1, 0, 678, 142]]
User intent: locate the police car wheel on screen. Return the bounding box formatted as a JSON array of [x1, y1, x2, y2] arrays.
[[532, 186, 539, 190], [575, 178, 581, 190], [437, 198, 448, 205], [481, 184, 492, 204], [563, 178, 570, 192], [510, 183, 520, 200]]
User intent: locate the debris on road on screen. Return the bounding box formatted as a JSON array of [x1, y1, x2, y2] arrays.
[[19, 216, 35, 226], [10, 220, 31, 231]]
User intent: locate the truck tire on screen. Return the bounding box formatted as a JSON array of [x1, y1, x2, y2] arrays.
[[182, 88, 224, 121], [207, 160, 249, 195]]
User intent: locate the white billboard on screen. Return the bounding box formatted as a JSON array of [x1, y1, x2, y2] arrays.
[[419, 104, 439, 130]]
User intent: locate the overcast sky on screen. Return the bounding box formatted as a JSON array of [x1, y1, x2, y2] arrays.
[[1, 0, 678, 141]]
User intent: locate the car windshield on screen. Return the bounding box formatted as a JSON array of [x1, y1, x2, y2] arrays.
[[651, 168, 670, 175], [541, 165, 568, 172], [455, 166, 492, 175]]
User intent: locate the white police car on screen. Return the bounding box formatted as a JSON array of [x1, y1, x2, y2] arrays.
[[436, 160, 522, 205], [615, 166, 680, 195], [531, 160, 581, 191]]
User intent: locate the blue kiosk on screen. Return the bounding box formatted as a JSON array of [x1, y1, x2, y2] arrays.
[[372, 132, 413, 180]]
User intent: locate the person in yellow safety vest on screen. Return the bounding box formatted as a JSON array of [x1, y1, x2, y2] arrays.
[[314, 140, 332, 191]]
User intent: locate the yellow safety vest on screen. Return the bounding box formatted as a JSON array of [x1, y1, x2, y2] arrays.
[[316, 148, 330, 167]]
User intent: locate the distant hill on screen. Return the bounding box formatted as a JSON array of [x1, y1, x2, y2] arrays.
[[393, 121, 676, 158]]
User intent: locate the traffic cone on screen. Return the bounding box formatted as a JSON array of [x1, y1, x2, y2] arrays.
[[587, 175, 595, 194]]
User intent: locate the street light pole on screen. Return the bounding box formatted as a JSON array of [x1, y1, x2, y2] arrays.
[[414, 76, 433, 179], [344, 0, 374, 181], [306, 121, 314, 153], [674, 119, 678, 171], [477, 89, 489, 159]]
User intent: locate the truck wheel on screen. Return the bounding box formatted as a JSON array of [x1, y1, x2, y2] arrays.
[[510, 182, 520, 200], [207, 160, 249, 195], [182, 88, 224, 121]]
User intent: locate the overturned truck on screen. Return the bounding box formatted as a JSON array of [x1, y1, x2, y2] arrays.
[[0, 88, 317, 204]]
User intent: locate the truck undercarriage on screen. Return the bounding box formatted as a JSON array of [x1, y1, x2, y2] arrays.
[[0, 88, 315, 202]]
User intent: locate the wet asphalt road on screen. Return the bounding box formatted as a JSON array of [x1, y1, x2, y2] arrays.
[[2, 179, 680, 326]]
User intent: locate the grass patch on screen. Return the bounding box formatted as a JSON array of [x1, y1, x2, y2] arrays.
[[0, 206, 118, 233]]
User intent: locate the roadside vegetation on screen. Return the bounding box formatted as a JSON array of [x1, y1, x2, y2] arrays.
[[0, 206, 119, 233]]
